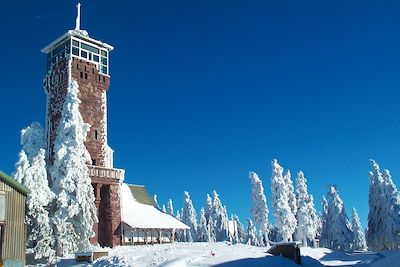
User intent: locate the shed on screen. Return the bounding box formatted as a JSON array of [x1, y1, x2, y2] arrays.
[[0, 171, 29, 267], [121, 183, 189, 245]]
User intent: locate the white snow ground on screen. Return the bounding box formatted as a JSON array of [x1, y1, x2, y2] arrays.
[[49, 242, 400, 267]]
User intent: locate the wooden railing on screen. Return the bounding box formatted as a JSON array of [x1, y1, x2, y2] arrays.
[[88, 165, 125, 181]]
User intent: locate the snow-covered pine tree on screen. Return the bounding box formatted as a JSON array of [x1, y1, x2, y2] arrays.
[[197, 208, 210, 242], [162, 204, 166, 213], [13, 124, 56, 261], [319, 197, 329, 247], [284, 170, 297, 218], [181, 191, 198, 242], [233, 214, 246, 244], [295, 171, 317, 246], [50, 80, 97, 256], [351, 207, 367, 251], [13, 151, 30, 184], [324, 185, 353, 250], [270, 159, 297, 241], [204, 193, 215, 241], [249, 171, 269, 246], [154, 194, 159, 208], [246, 219, 260, 246], [20, 122, 45, 161], [382, 169, 400, 249], [166, 199, 174, 216], [367, 160, 386, 251], [212, 190, 228, 241]]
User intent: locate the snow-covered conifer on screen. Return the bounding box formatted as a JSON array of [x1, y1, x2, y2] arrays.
[[295, 171, 317, 246], [197, 208, 209, 242], [167, 199, 174, 216], [181, 191, 198, 242], [382, 169, 400, 249], [154, 194, 159, 208], [270, 159, 297, 241], [323, 185, 353, 250], [249, 171, 269, 246], [367, 160, 386, 251], [246, 219, 260, 246], [162, 204, 166, 213], [233, 215, 246, 244], [13, 126, 55, 261], [204, 193, 215, 241], [20, 122, 45, 161], [212, 190, 228, 241], [352, 207, 367, 251], [50, 80, 97, 256], [284, 170, 297, 217]]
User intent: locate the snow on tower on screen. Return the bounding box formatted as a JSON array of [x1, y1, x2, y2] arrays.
[[41, 3, 124, 248]]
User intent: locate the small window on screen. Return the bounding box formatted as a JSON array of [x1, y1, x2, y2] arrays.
[[103, 76, 106, 82], [101, 66, 108, 75], [81, 50, 88, 58], [72, 47, 79, 56], [93, 54, 100, 62], [101, 57, 107, 65], [80, 72, 83, 79], [94, 130, 98, 140], [72, 40, 79, 47], [84, 73, 88, 80], [101, 50, 107, 56], [88, 52, 92, 61], [92, 159, 96, 165]]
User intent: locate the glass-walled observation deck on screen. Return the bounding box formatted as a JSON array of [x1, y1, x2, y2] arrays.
[[44, 33, 112, 76]]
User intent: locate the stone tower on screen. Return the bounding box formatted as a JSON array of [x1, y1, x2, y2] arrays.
[[41, 4, 124, 247]]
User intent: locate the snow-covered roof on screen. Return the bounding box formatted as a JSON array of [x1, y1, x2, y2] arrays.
[[41, 30, 114, 54], [121, 183, 189, 230]]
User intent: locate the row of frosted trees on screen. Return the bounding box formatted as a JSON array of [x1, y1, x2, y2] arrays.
[[170, 159, 372, 251]]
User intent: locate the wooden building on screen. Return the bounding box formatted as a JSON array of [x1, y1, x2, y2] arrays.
[[0, 171, 29, 267], [121, 184, 189, 245]]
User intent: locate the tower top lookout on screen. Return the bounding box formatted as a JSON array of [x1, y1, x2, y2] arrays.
[[41, 3, 114, 76]]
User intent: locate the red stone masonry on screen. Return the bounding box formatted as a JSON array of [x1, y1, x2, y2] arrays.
[[45, 57, 122, 248]]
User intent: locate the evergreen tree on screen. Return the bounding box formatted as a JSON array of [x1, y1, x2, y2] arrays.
[[162, 204, 166, 213], [270, 159, 297, 241], [284, 170, 297, 217], [197, 208, 210, 242], [382, 169, 400, 249], [295, 171, 317, 246], [319, 197, 329, 247], [352, 207, 367, 251], [181, 191, 197, 242], [50, 80, 97, 256], [204, 193, 215, 241], [13, 125, 56, 261], [212, 190, 228, 241], [233, 214, 246, 244], [166, 199, 174, 216], [246, 219, 260, 246], [249, 171, 269, 246], [323, 185, 353, 250]]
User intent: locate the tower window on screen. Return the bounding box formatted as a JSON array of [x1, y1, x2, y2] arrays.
[[94, 130, 98, 140], [84, 73, 88, 80], [80, 72, 83, 79], [81, 50, 88, 59], [72, 47, 79, 56], [92, 159, 97, 166]]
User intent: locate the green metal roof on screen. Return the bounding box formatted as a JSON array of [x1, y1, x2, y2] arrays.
[[0, 171, 30, 196], [128, 184, 157, 207]]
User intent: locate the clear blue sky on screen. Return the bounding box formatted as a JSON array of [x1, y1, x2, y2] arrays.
[[1, 0, 400, 228]]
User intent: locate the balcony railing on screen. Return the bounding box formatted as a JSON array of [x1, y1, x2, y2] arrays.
[[88, 165, 125, 181]]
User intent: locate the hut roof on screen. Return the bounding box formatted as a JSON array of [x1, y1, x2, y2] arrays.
[[121, 183, 189, 230], [0, 171, 29, 196]]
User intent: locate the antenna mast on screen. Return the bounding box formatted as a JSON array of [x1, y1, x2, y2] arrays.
[[75, 3, 81, 30]]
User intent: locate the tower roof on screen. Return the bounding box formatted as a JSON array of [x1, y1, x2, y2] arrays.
[[41, 3, 114, 54]]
